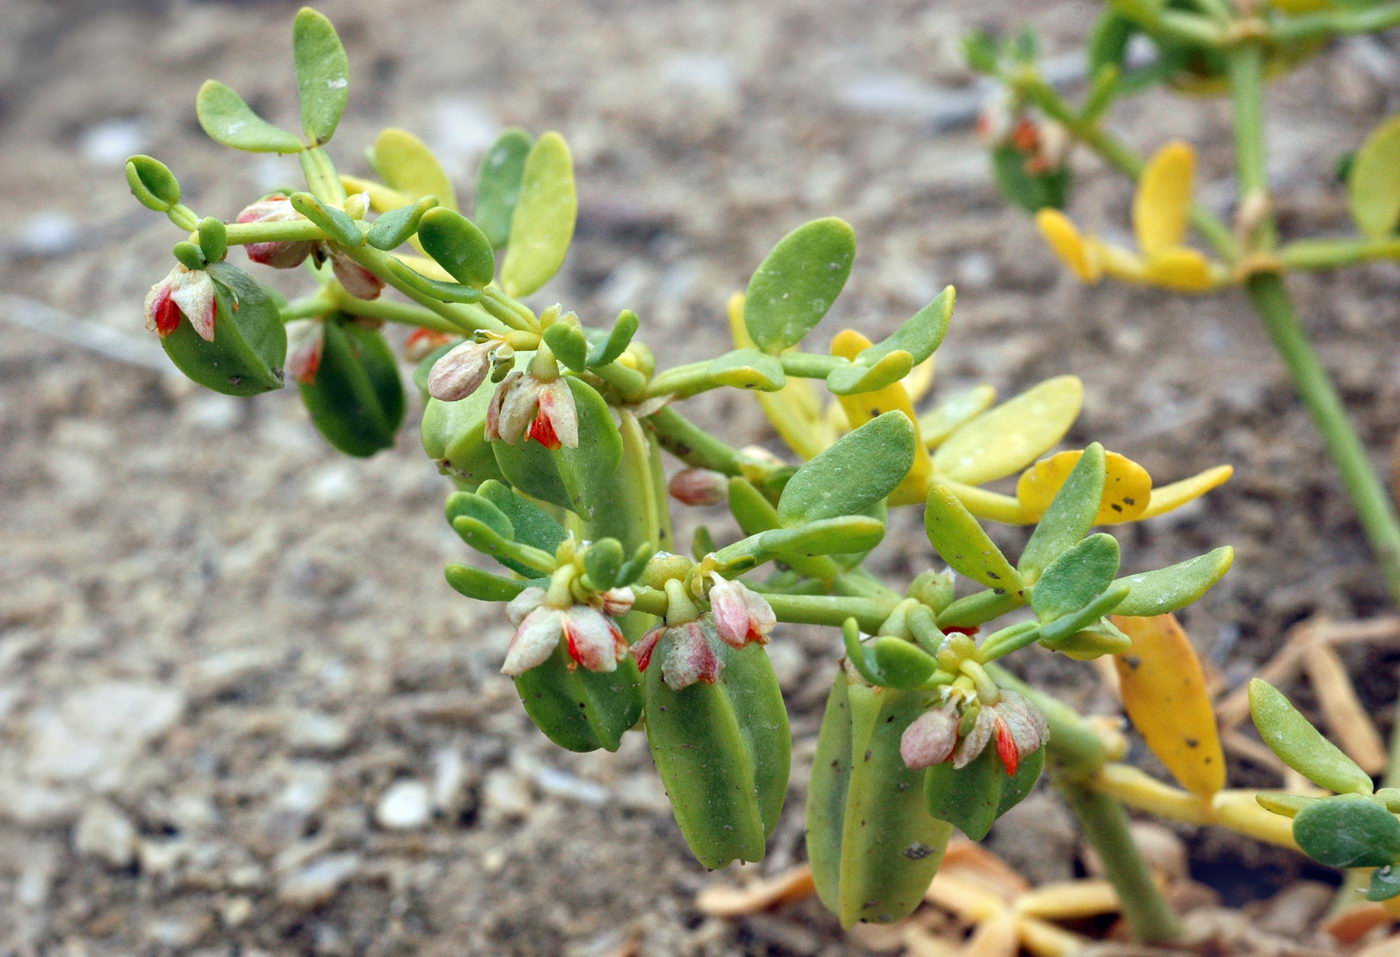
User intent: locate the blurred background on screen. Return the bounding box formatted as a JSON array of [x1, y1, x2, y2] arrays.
[[2, 0, 1399, 953]]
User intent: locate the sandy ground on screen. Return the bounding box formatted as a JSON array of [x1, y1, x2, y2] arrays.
[[2, 0, 1400, 953]]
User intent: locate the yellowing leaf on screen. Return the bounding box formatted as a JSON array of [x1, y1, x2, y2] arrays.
[[933, 376, 1083, 486], [1035, 209, 1101, 283], [1144, 248, 1214, 292], [831, 329, 931, 504], [920, 384, 997, 448], [1134, 141, 1194, 258], [1349, 114, 1400, 241], [371, 128, 457, 210], [1112, 613, 1225, 797], [1017, 449, 1151, 524], [341, 175, 412, 213], [940, 480, 1030, 524], [727, 292, 832, 459], [904, 356, 936, 403], [1139, 465, 1233, 518]]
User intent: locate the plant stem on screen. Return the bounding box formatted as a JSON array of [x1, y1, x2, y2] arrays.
[[644, 408, 743, 475], [1272, 2, 1400, 42], [1059, 781, 1184, 943], [1016, 74, 1237, 260], [1243, 274, 1400, 597], [1281, 237, 1400, 270]]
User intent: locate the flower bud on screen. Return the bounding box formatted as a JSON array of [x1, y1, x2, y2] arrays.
[[427, 340, 494, 401], [236, 195, 316, 269], [899, 706, 960, 769], [708, 577, 775, 649], [668, 467, 728, 506], [403, 328, 457, 363]]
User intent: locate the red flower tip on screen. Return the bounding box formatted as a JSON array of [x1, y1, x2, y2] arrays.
[[994, 717, 1019, 776], [528, 410, 562, 450], [150, 288, 181, 337]]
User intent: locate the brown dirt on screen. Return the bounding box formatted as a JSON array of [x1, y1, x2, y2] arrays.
[[2, 0, 1400, 953]]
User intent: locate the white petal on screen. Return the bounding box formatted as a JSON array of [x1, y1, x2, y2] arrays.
[[563, 608, 624, 672], [501, 607, 563, 675], [505, 587, 548, 626], [169, 268, 218, 342], [285, 319, 325, 384], [952, 708, 995, 769], [539, 380, 579, 448]]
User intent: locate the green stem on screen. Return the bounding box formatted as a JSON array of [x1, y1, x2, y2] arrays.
[[221, 220, 327, 246], [1059, 782, 1184, 943], [299, 147, 347, 204], [644, 361, 712, 398], [1281, 237, 1400, 270], [329, 292, 466, 334], [1272, 2, 1400, 42], [644, 408, 743, 475], [340, 244, 508, 335], [1228, 45, 1275, 251], [1016, 74, 1238, 260], [1244, 274, 1400, 600], [764, 593, 896, 631], [1107, 0, 1225, 46]]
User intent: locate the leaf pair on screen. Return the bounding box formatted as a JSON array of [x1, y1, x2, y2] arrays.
[[198, 8, 348, 152]]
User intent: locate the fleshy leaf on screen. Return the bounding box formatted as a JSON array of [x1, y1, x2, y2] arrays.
[[1111, 547, 1234, 616], [588, 310, 639, 367], [366, 196, 436, 251], [1035, 210, 1101, 283], [1367, 866, 1400, 902], [932, 376, 1083, 485], [292, 7, 350, 144], [830, 329, 931, 507], [370, 128, 456, 210], [855, 287, 955, 369], [1349, 114, 1400, 240], [418, 208, 496, 288], [758, 516, 886, 557], [707, 349, 786, 392], [1113, 614, 1225, 797], [744, 218, 856, 354], [777, 412, 915, 525], [1030, 533, 1120, 622], [444, 563, 526, 602], [583, 539, 624, 590], [825, 350, 915, 395], [1133, 141, 1193, 258], [921, 385, 997, 448], [125, 155, 181, 211], [501, 132, 577, 296], [477, 480, 568, 553], [383, 257, 483, 304], [1139, 465, 1233, 518], [543, 322, 590, 373], [1249, 679, 1373, 795], [924, 485, 1024, 595], [1017, 449, 1151, 524], [196, 80, 303, 154], [1019, 443, 1106, 579], [1143, 248, 1213, 292], [474, 128, 533, 249], [1292, 796, 1400, 869], [871, 637, 938, 689]]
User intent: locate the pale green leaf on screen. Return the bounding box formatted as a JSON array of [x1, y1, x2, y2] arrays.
[[932, 375, 1083, 485], [292, 7, 350, 144], [501, 132, 576, 296], [744, 218, 856, 354], [196, 80, 303, 154]]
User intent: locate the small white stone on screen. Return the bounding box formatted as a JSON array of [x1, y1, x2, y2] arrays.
[[481, 769, 533, 820], [74, 800, 137, 867], [278, 853, 361, 909], [430, 748, 466, 813], [375, 780, 432, 831], [286, 710, 352, 754]]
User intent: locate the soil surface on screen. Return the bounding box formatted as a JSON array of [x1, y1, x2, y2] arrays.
[[3, 0, 1400, 954]]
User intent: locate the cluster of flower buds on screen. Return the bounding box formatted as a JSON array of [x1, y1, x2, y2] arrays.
[[426, 342, 579, 451], [632, 576, 776, 690], [502, 584, 634, 675], [236, 194, 384, 300], [900, 687, 1048, 776]]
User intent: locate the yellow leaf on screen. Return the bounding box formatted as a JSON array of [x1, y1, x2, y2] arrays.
[[1144, 248, 1215, 292], [932, 376, 1083, 486], [1035, 209, 1101, 283], [1095, 239, 1151, 284], [341, 174, 411, 213], [1112, 613, 1226, 797], [370, 128, 457, 210], [940, 480, 1031, 524], [1016, 449, 1152, 524], [920, 384, 998, 448], [727, 292, 831, 458], [904, 356, 936, 404], [1139, 465, 1233, 518], [1134, 141, 1194, 258], [831, 329, 931, 504]]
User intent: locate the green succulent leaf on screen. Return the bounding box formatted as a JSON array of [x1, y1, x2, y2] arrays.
[[1293, 796, 1400, 869], [444, 563, 526, 602], [444, 490, 513, 541], [1036, 586, 1128, 647], [292, 7, 350, 144], [857, 286, 955, 369], [1110, 546, 1235, 617], [744, 217, 856, 354], [476, 480, 568, 554], [1367, 866, 1400, 902], [366, 196, 437, 251], [289, 192, 360, 247], [543, 322, 591, 373], [925, 745, 1044, 841], [583, 538, 624, 590], [1249, 679, 1374, 796], [778, 412, 915, 525], [384, 257, 484, 304], [707, 349, 787, 392], [1255, 791, 1323, 818], [923, 485, 1024, 594], [1030, 533, 1120, 623], [160, 263, 287, 396], [588, 310, 639, 367], [125, 155, 181, 211], [825, 350, 915, 395], [1348, 114, 1400, 240], [757, 516, 886, 557], [298, 318, 405, 456], [197, 217, 228, 263], [501, 132, 577, 296], [418, 208, 496, 288], [872, 637, 938, 689], [474, 128, 533, 249], [196, 80, 304, 154], [1019, 443, 1106, 579]]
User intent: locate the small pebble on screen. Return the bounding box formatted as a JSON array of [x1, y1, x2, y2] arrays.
[[375, 780, 432, 831]]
